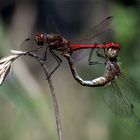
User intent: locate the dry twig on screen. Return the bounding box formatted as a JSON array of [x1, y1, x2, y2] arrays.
[[0, 50, 63, 140]]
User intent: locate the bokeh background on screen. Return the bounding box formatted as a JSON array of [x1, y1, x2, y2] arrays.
[[0, 0, 140, 140]]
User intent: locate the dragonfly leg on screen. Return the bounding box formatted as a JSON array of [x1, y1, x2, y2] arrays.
[[47, 49, 62, 79], [96, 48, 105, 58], [88, 48, 104, 65], [28, 46, 47, 63], [89, 61, 104, 65], [41, 47, 47, 61]]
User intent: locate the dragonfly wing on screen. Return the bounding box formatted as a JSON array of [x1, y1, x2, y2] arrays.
[[20, 39, 39, 52], [117, 72, 140, 102], [103, 80, 134, 118], [71, 47, 105, 64], [20, 38, 48, 60], [46, 15, 61, 35], [72, 16, 113, 43]]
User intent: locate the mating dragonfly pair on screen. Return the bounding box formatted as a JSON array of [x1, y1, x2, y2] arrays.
[[22, 16, 139, 120]]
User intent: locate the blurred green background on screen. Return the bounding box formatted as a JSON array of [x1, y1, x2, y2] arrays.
[[0, 0, 140, 140]]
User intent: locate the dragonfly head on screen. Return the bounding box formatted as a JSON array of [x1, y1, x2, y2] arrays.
[[107, 48, 120, 60], [35, 32, 47, 45]]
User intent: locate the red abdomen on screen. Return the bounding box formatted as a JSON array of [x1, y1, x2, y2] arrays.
[[69, 42, 120, 52]]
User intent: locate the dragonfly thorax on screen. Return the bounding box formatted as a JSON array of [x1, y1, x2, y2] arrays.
[[46, 34, 70, 52], [46, 34, 63, 46]]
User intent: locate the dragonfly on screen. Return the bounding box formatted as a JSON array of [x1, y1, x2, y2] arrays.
[[62, 46, 140, 119], [21, 16, 120, 78]]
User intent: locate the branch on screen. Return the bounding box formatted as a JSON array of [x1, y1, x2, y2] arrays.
[[0, 50, 63, 140]]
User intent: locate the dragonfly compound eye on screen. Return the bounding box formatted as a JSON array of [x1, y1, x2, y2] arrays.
[[35, 32, 46, 45], [107, 48, 119, 59]]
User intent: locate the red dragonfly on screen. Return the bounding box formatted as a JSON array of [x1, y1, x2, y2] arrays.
[[21, 16, 140, 121], [21, 16, 120, 77], [62, 46, 140, 120]]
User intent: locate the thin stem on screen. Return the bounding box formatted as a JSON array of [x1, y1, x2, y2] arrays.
[[27, 52, 63, 140], [12, 51, 63, 140]]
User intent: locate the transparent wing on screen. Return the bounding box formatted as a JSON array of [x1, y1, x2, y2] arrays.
[[20, 38, 48, 60], [20, 38, 41, 52], [103, 80, 134, 118], [71, 47, 105, 64], [46, 15, 61, 35], [72, 16, 113, 43], [20, 15, 60, 57], [117, 72, 140, 102]]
